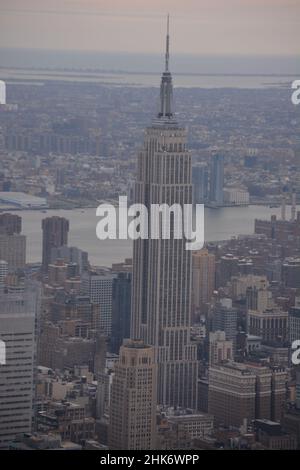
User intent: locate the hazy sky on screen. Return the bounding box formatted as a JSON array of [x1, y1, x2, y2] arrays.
[[0, 0, 299, 56]]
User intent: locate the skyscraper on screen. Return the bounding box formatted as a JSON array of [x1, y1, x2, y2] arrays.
[[192, 162, 209, 204], [192, 249, 215, 317], [110, 272, 132, 354], [209, 154, 224, 205], [42, 216, 69, 272], [212, 298, 238, 353], [0, 233, 26, 272], [82, 271, 115, 336], [131, 18, 198, 409], [108, 339, 157, 450], [0, 282, 40, 449], [0, 213, 22, 235]]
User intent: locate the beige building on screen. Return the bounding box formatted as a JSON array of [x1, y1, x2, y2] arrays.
[[208, 361, 287, 428], [192, 249, 215, 316], [209, 331, 233, 366], [231, 275, 268, 302], [108, 340, 157, 450], [131, 26, 198, 409]]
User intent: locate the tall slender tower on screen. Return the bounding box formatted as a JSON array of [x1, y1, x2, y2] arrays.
[[131, 17, 198, 409], [42, 216, 69, 272]]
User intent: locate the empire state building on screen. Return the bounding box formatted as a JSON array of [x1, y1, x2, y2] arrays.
[[131, 17, 198, 409]]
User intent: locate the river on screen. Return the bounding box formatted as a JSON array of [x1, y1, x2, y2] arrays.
[[14, 205, 297, 267]]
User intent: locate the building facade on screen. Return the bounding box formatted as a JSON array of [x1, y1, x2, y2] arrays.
[[108, 340, 157, 450], [131, 23, 198, 408]]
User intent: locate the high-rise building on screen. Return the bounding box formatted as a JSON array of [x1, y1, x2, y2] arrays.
[[82, 271, 115, 336], [110, 272, 132, 354], [42, 217, 69, 272], [208, 361, 287, 428], [192, 162, 209, 204], [0, 233, 26, 271], [0, 213, 22, 235], [212, 298, 238, 350], [108, 339, 157, 450], [192, 249, 215, 317], [289, 297, 300, 344], [0, 282, 40, 449], [247, 307, 288, 343], [209, 154, 224, 205], [131, 19, 198, 409]]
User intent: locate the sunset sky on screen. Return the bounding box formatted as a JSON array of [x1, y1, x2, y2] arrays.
[[0, 0, 299, 56]]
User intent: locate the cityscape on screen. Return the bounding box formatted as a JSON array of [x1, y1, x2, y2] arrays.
[[1, 0, 300, 455]]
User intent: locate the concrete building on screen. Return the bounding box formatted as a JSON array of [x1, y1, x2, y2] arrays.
[[82, 271, 115, 336], [255, 420, 297, 450], [289, 297, 300, 344], [0, 282, 40, 449], [223, 188, 249, 205], [209, 154, 224, 205], [192, 162, 209, 204], [42, 216, 69, 272], [212, 298, 238, 350], [208, 362, 287, 428], [209, 331, 233, 366], [0, 233, 26, 271], [130, 23, 198, 409], [231, 275, 269, 301], [192, 249, 215, 317], [110, 271, 131, 354], [0, 213, 22, 235], [108, 340, 157, 450], [247, 307, 288, 343]]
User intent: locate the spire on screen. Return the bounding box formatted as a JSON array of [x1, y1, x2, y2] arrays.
[[156, 14, 177, 124], [165, 14, 170, 72]]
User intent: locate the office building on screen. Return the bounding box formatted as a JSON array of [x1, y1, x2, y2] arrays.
[[192, 249, 215, 317], [209, 331, 233, 366], [288, 297, 300, 344], [247, 307, 288, 343], [208, 362, 287, 428], [42, 217, 69, 272], [110, 272, 132, 354], [0, 213, 21, 235], [131, 19, 198, 409], [0, 282, 40, 449], [108, 340, 157, 450], [212, 298, 238, 350], [209, 154, 224, 205], [192, 162, 209, 203], [0, 233, 26, 271], [82, 271, 115, 336]]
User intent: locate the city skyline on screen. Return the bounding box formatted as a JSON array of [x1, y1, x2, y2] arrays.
[[1, 1, 300, 453]]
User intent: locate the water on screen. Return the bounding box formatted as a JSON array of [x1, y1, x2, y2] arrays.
[[1, 49, 299, 89], [16, 205, 296, 267]]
